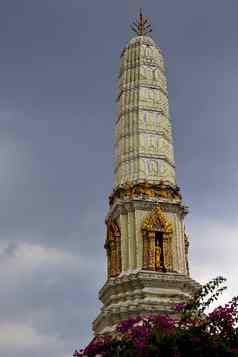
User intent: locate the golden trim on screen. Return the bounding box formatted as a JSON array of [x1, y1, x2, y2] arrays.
[[109, 181, 181, 206], [142, 204, 173, 234], [105, 217, 121, 278]]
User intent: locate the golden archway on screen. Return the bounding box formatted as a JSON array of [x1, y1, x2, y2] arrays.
[[104, 216, 121, 278], [142, 204, 173, 272]]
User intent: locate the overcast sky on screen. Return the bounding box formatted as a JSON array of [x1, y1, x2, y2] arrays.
[[0, 0, 237, 356]]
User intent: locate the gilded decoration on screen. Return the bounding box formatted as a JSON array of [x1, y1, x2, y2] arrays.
[[109, 181, 181, 206], [142, 204, 173, 272], [184, 226, 190, 276], [142, 204, 173, 234], [104, 217, 121, 278], [155, 244, 162, 270]]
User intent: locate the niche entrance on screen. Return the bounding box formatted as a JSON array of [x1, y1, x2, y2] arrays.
[[142, 204, 173, 272]]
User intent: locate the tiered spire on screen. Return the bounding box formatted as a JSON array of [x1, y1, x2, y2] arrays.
[[114, 20, 176, 189]]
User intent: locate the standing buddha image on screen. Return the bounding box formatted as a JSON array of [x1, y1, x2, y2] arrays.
[[93, 11, 199, 335]]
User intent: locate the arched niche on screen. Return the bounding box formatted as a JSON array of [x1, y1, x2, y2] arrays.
[[142, 204, 173, 272], [104, 217, 121, 278]]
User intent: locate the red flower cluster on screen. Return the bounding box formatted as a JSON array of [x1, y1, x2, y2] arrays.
[[208, 296, 238, 338]]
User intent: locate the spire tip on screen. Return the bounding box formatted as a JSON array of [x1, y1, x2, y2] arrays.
[[130, 9, 152, 36]]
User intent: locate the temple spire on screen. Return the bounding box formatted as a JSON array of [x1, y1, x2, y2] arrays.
[[130, 9, 152, 36], [93, 16, 200, 336]]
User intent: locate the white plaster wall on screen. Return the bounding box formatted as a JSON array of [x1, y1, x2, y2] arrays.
[[128, 210, 136, 269], [169, 212, 186, 274], [119, 213, 129, 272], [134, 210, 145, 269]]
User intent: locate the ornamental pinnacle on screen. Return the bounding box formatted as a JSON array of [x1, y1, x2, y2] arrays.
[[130, 9, 152, 36]]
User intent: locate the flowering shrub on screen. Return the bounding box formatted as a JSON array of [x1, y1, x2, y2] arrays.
[[74, 277, 238, 357]]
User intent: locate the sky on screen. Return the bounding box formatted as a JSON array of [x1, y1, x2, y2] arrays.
[[0, 0, 237, 356]]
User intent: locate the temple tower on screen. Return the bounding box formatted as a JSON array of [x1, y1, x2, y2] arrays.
[[93, 11, 199, 335]]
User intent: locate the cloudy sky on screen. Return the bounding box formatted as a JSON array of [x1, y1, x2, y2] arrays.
[[0, 0, 237, 356]]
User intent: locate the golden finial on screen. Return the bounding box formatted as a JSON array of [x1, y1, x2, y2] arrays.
[[130, 9, 152, 36]]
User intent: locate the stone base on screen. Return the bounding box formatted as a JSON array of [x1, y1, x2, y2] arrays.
[[93, 270, 200, 335]]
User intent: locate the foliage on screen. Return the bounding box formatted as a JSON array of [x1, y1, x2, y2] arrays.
[[74, 277, 238, 357]]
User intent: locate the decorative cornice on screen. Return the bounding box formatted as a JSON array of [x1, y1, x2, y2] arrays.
[[117, 83, 168, 101], [116, 107, 171, 124], [99, 270, 200, 299], [115, 131, 173, 148], [109, 181, 181, 207], [118, 62, 166, 80], [114, 155, 176, 175]]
